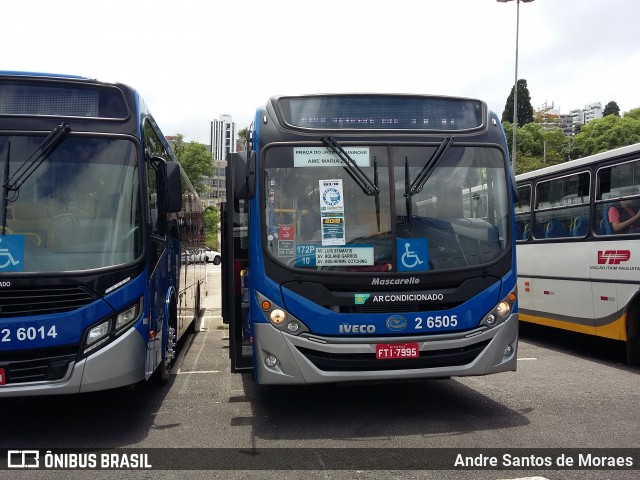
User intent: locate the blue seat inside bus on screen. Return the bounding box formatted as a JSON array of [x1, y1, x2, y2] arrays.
[[600, 207, 613, 235], [523, 222, 545, 239], [545, 219, 567, 238], [571, 215, 588, 237]]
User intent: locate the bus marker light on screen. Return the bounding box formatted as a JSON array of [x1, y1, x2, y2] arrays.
[[508, 292, 516, 302], [287, 321, 300, 333], [265, 355, 278, 368], [486, 314, 497, 326], [149, 331, 156, 340], [261, 300, 271, 311]]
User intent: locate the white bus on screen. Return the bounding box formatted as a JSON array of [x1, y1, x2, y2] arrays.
[[515, 142, 640, 365]]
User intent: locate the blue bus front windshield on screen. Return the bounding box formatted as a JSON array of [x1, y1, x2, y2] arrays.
[[0, 136, 141, 272], [264, 145, 509, 272]]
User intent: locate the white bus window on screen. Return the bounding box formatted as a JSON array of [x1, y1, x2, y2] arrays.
[[597, 159, 640, 235], [515, 184, 531, 240], [534, 171, 590, 239]]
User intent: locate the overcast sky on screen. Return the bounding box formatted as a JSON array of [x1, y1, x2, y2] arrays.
[[2, 0, 639, 143]]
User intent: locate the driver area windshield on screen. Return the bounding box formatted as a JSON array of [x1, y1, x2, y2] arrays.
[[263, 144, 509, 273], [0, 136, 141, 273]]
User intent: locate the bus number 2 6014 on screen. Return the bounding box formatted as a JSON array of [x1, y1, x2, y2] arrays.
[[1, 326, 58, 343]]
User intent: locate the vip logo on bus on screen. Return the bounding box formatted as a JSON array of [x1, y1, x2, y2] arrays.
[[597, 250, 631, 265]]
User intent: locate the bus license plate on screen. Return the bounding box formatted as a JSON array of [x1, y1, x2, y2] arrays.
[[375, 343, 419, 360]]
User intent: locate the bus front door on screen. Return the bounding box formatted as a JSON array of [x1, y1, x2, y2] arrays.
[[222, 152, 253, 372]]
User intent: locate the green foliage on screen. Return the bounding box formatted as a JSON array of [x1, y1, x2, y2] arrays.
[[603, 101, 620, 117], [503, 105, 640, 174], [502, 79, 535, 126], [172, 137, 215, 196], [502, 122, 571, 174], [624, 108, 640, 121], [571, 113, 640, 157], [204, 205, 220, 249]]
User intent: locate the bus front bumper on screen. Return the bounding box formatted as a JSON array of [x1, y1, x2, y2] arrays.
[[0, 327, 146, 397], [252, 313, 518, 385]]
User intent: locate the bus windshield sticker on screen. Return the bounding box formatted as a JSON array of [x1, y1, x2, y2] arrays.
[[295, 244, 317, 267], [319, 179, 345, 246], [278, 224, 294, 240], [316, 246, 374, 267], [294, 147, 370, 168], [397, 237, 429, 272], [0, 234, 25, 272], [278, 240, 295, 258], [294, 244, 375, 267], [321, 214, 344, 245]]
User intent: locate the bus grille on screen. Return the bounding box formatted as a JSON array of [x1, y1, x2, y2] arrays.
[[296, 339, 491, 372], [0, 286, 96, 318], [0, 347, 78, 384]]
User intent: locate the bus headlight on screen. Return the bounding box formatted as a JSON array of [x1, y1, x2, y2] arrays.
[[81, 298, 143, 356], [496, 301, 511, 318], [480, 290, 516, 329], [115, 300, 142, 332], [270, 309, 287, 325], [84, 320, 112, 353], [257, 292, 309, 336]]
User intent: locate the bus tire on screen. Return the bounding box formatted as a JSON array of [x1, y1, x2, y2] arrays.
[[187, 285, 201, 334], [152, 299, 178, 385], [625, 302, 640, 366]]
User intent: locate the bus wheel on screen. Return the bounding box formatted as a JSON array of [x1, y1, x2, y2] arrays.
[[626, 336, 640, 366], [626, 307, 640, 366], [153, 311, 178, 385]]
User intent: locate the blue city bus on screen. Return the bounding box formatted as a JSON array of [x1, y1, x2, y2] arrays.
[[222, 94, 518, 384], [0, 72, 205, 396]]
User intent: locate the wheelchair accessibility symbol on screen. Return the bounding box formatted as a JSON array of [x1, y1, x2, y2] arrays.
[[0, 235, 25, 272], [397, 238, 428, 272]]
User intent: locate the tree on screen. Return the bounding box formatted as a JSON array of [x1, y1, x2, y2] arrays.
[[571, 113, 640, 157], [170, 134, 187, 159], [502, 121, 570, 174], [625, 108, 640, 121], [603, 101, 620, 117], [204, 205, 220, 249], [237, 128, 249, 152], [173, 138, 214, 195], [502, 79, 535, 127]]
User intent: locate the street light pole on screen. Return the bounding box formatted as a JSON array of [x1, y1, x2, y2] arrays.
[[498, 0, 534, 173]]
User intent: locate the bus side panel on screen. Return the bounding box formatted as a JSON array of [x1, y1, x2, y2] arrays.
[[518, 243, 596, 334], [591, 240, 640, 341]]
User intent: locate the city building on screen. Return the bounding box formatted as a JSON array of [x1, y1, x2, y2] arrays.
[[206, 114, 236, 207], [570, 102, 603, 132], [535, 102, 603, 136]]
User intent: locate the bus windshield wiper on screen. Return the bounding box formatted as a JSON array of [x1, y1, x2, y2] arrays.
[[321, 136, 379, 196], [2, 123, 71, 234], [407, 136, 453, 196], [374, 156, 380, 231], [404, 156, 412, 220]]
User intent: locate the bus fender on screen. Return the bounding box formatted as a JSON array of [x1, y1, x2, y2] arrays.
[[163, 287, 178, 333]]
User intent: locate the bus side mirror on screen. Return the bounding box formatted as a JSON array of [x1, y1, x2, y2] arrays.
[[229, 151, 256, 199], [165, 161, 183, 213], [156, 159, 183, 213]]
